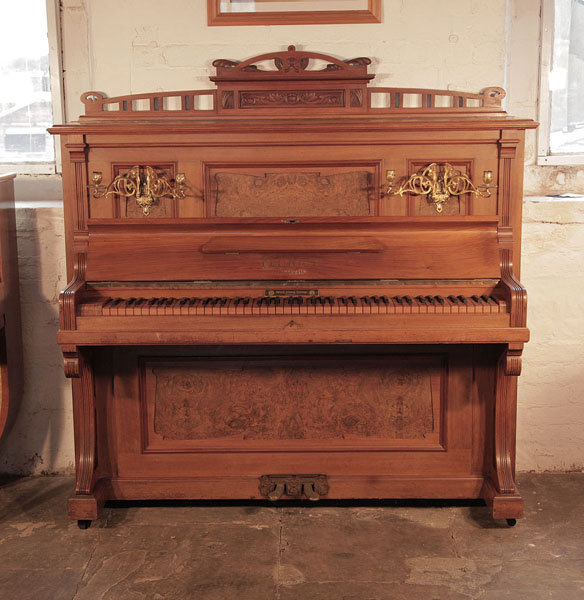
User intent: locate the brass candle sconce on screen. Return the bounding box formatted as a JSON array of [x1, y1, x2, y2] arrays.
[[89, 166, 187, 216], [384, 163, 495, 214]]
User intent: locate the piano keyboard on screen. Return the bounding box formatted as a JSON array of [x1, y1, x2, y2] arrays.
[[93, 295, 507, 316]]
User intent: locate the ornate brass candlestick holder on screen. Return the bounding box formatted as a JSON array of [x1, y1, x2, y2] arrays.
[[384, 163, 495, 214], [89, 166, 187, 216]]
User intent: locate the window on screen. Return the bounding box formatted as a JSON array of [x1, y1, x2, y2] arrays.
[[538, 0, 584, 165], [0, 0, 62, 174]]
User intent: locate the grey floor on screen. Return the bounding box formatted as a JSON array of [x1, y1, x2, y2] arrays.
[[0, 473, 582, 600]]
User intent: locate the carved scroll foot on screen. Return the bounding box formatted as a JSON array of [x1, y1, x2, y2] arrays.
[[64, 347, 103, 522], [68, 478, 110, 522], [483, 344, 524, 521], [481, 478, 523, 520]]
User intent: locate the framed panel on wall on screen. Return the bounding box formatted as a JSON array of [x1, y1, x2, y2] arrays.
[[207, 0, 382, 25]]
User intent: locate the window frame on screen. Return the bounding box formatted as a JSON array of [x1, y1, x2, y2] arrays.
[[537, 0, 584, 166], [0, 0, 64, 175]]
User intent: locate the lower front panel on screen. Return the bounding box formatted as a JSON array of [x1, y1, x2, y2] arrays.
[[94, 345, 496, 500]]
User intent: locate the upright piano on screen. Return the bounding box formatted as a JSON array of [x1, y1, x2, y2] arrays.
[[50, 46, 537, 528]]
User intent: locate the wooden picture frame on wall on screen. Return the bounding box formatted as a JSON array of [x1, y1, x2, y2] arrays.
[[207, 0, 382, 26]]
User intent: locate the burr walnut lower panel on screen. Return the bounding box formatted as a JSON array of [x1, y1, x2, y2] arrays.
[[89, 345, 498, 502], [143, 355, 443, 452], [67, 343, 524, 520]]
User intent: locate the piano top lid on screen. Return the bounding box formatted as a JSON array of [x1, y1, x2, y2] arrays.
[[46, 46, 538, 129]]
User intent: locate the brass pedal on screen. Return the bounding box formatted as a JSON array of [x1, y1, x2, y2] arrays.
[[259, 474, 329, 501]]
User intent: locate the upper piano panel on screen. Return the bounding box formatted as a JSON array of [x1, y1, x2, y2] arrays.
[[76, 45, 508, 120], [50, 46, 537, 275]]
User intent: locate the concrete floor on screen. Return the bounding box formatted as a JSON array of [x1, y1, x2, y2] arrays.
[[0, 473, 582, 599]]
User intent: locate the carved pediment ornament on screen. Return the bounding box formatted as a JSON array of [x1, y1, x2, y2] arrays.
[[77, 48, 505, 119], [211, 45, 372, 80]]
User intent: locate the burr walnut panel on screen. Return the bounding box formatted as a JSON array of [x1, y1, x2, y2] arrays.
[[214, 171, 371, 217], [142, 355, 443, 451]]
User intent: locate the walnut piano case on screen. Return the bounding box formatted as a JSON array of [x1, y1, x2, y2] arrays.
[[49, 46, 536, 528]]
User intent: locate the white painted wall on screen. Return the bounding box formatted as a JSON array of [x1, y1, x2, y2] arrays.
[[520, 199, 584, 471], [0, 178, 73, 474], [1, 0, 582, 473], [61, 0, 508, 123]]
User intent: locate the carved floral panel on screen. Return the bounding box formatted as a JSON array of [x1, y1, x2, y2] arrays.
[[239, 90, 345, 108]]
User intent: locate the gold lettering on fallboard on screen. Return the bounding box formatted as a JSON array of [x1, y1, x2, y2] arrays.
[[261, 255, 322, 273]]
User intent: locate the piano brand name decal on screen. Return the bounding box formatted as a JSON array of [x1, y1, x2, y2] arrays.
[[261, 255, 322, 275]]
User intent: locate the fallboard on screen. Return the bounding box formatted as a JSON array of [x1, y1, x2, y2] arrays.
[[85, 217, 501, 282]]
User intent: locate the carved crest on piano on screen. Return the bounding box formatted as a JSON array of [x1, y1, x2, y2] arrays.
[[211, 45, 373, 81], [76, 46, 506, 120]]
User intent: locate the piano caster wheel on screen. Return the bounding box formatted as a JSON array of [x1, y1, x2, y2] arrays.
[[77, 519, 91, 530], [506, 518, 517, 527]]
